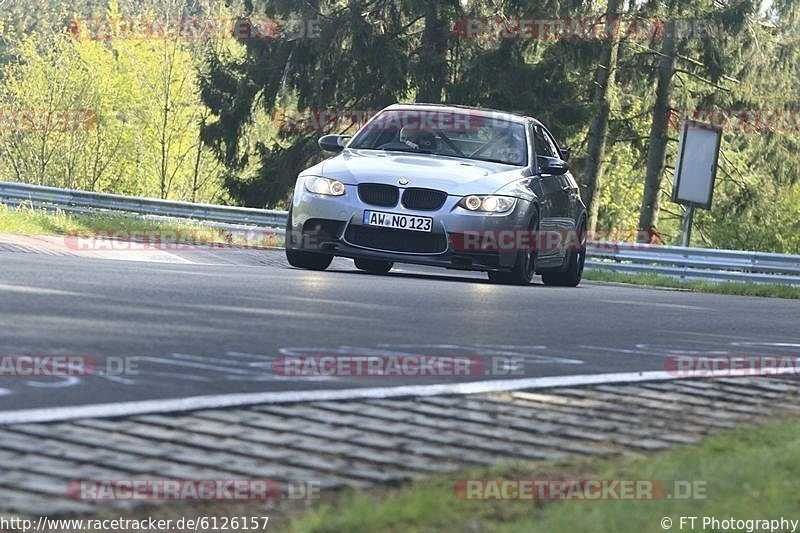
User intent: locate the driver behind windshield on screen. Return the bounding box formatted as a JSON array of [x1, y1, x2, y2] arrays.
[[353, 111, 528, 165], [399, 127, 438, 151]]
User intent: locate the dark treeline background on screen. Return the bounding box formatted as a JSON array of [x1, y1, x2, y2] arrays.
[[1, 0, 798, 252]]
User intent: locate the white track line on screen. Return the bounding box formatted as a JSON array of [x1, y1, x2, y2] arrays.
[[0, 370, 680, 425]]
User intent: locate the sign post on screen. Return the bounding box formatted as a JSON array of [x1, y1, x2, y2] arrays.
[[680, 204, 695, 247], [671, 120, 722, 247]]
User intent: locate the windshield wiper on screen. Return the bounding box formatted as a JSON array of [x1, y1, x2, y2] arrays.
[[474, 156, 521, 165], [377, 146, 434, 155]]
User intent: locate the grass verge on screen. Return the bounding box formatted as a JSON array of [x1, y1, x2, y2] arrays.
[[285, 417, 800, 532], [584, 269, 800, 299], [0, 204, 282, 248], [1, 204, 797, 298]]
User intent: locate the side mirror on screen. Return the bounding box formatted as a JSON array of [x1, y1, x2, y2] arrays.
[[559, 146, 571, 161], [318, 134, 350, 153], [538, 157, 569, 175]]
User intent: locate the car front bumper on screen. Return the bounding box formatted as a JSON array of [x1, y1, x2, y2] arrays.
[[287, 184, 534, 272]]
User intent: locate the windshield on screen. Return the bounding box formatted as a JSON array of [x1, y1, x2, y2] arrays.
[[348, 109, 528, 166]]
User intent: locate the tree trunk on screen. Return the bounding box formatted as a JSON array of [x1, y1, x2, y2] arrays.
[[638, 20, 676, 234], [415, 5, 449, 103], [191, 114, 207, 203], [583, 0, 623, 235]]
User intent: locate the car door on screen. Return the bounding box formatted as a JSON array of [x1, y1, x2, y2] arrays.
[[542, 126, 579, 231], [531, 124, 569, 263]]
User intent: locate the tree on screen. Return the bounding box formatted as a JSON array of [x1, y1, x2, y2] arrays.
[[637, 19, 676, 233], [634, 1, 760, 233], [200, 0, 596, 207], [0, 0, 229, 203], [583, 0, 623, 235]]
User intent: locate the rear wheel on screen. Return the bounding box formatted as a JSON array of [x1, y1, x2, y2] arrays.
[[541, 218, 586, 287], [284, 207, 334, 271], [354, 258, 393, 274], [487, 210, 538, 285]]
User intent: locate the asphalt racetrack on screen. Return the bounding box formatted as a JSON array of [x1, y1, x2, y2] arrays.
[[1, 245, 798, 412]]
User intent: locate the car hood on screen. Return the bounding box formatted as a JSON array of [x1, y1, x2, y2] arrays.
[[303, 149, 528, 196]]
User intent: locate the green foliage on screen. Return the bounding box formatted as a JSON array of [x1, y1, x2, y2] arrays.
[[0, 0, 229, 203], [582, 0, 800, 251], [285, 418, 800, 531], [583, 269, 800, 299], [1, 0, 798, 252]]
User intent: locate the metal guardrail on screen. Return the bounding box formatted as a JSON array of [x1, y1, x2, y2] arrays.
[[2, 180, 799, 285], [0, 181, 287, 228], [587, 241, 800, 286]]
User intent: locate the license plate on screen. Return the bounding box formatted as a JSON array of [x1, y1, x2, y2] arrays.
[[363, 210, 433, 232]]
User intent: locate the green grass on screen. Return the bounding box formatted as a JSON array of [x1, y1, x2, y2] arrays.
[[0, 203, 282, 248], [584, 269, 800, 299], [286, 418, 800, 533], [1, 204, 797, 298]]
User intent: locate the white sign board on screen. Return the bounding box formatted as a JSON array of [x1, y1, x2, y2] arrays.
[[672, 120, 722, 209]]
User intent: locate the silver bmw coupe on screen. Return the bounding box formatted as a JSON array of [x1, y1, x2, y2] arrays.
[[285, 103, 587, 286]]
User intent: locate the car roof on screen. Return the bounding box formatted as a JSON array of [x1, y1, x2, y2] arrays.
[[383, 103, 538, 126]]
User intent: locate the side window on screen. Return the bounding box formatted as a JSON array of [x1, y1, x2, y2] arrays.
[[542, 129, 561, 159], [533, 125, 556, 158]]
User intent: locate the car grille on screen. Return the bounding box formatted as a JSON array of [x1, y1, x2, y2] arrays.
[[401, 188, 447, 211], [344, 225, 447, 254], [358, 184, 398, 207]]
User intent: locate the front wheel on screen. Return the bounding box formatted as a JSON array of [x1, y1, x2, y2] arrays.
[[285, 207, 333, 270], [285, 249, 334, 270], [354, 258, 393, 274], [487, 211, 538, 285], [541, 218, 586, 287]]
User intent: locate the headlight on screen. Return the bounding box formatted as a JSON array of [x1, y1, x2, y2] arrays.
[[305, 177, 346, 196], [459, 195, 516, 213]]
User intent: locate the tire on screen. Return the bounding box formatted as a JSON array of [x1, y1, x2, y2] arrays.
[[284, 207, 334, 271], [286, 249, 334, 270], [487, 210, 538, 285], [354, 258, 393, 274], [541, 218, 586, 287]]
